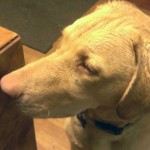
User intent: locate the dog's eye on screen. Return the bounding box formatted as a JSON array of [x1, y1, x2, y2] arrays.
[[78, 63, 98, 76]]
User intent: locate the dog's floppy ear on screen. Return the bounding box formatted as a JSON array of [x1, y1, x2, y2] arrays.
[[116, 35, 150, 120]]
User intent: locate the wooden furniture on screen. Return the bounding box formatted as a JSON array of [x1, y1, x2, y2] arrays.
[[0, 27, 37, 150]]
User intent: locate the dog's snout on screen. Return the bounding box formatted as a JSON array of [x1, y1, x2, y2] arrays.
[[0, 74, 22, 98]]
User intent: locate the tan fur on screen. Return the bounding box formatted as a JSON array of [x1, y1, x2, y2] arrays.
[[1, 1, 150, 150]]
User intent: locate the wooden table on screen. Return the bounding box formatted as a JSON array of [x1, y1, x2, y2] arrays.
[[0, 27, 37, 150]]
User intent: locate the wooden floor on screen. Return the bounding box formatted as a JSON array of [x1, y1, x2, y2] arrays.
[[23, 45, 70, 150]]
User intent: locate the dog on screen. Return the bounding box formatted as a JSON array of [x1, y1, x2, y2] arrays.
[[1, 1, 150, 150]]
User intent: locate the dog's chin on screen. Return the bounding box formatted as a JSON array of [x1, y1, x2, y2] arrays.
[[15, 100, 51, 118], [16, 100, 86, 119], [21, 110, 50, 118], [15, 94, 88, 118]]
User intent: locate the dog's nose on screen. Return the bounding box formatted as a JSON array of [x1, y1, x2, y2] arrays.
[[0, 73, 22, 98]]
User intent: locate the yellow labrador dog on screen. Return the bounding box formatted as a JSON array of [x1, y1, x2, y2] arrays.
[[1, 1, 150, 150]]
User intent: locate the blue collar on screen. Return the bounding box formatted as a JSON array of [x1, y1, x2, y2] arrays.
[[77, 113, 130, 135]]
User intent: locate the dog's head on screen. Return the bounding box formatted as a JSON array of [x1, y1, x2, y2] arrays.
[[1, 1, 150, 120]]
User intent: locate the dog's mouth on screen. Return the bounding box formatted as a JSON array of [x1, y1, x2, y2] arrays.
[[14, 93, 51, 118], [16, 101, 51, 118]]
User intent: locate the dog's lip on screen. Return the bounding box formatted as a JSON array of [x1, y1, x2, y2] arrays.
[[16, 100, 51, 118]]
